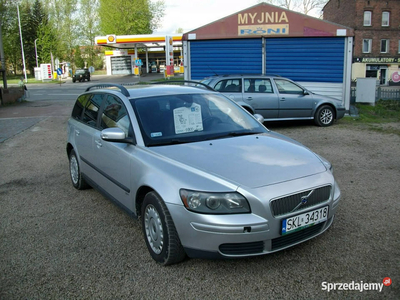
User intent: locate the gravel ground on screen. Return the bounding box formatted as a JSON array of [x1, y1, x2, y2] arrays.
[[0, 114, 399, 299]]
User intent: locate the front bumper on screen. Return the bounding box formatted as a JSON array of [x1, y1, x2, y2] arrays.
[[167, 174, 341, 259]]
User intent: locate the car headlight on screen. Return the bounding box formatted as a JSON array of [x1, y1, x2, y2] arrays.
[[180, 190, 250, 214]]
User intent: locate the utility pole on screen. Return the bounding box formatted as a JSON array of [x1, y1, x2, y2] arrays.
[[17, 4, 28, 83]]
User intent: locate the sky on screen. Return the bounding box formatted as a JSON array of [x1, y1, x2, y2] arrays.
[[152, 0, 323, 35], [153, 0, 259, 35]]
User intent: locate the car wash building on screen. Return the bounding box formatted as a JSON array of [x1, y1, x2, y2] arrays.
[[182, 3, 354, 111]]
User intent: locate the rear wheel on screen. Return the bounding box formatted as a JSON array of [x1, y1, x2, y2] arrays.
[[69, 149, 90, 190], [314, 105, 335, 127], [141, 192, 186, 265]]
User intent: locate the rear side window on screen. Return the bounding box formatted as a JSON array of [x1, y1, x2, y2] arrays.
[[82, 94, 104, 127], [100, 95, 131, 136], [71, 94, 90, 120], [244, 79, 273, 93], [214, 79, 242, 93]]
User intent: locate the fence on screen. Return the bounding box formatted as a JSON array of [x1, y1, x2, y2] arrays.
[[351, 86, 400, 104]]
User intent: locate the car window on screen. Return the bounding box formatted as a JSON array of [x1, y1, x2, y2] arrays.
[[82, 94, 103, 128], [71, 94, 91, 120], [76, 70, 84, 74], [131, 93, 267, 147], [100, 95, 131, 136], [274, 79, 304, 94], [244, 79, 273, 93], [214, 79, 242, 93]]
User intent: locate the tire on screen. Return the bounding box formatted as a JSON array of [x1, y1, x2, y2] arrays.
[[87, 77, 90, 82], [72, 78, 76, 83], [141, 191, 186, 265], [314, 105, 335, 127], [69, 149, 90, 190]]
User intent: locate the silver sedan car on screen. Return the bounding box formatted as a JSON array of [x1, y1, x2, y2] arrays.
[[200, 75, 346, 126], [67, 83, 341, 265]]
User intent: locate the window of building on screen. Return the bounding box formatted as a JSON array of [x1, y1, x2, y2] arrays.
[[398, 40, 400, 53], [380, 39, 389, 53], [363, 11, 372, 26], [382, 12, 390, 26], [363, 39, 372, 53]]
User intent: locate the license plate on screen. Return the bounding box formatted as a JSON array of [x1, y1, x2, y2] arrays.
[[281, 206, 328, 235]]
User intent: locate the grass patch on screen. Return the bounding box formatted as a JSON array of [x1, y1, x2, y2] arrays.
[[349, 100, 400, 123], [339, 100, 400, 135]]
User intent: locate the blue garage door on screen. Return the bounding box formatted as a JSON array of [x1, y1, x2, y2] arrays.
[[266, 37, 345, 83], [190, 39, 262, 80]]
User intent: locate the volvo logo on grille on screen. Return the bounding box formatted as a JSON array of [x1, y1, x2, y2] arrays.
[[291, 189, 314, 212]]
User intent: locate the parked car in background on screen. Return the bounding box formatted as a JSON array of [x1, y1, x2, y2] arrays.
[[200, 75, 346, 126], [66, 83, 341, 265], [72, 69, 90, 83]]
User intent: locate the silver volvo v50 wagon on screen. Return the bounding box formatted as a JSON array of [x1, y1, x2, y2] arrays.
[[66, 83, 341, 265]]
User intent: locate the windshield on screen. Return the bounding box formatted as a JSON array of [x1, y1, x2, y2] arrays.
[[131, 93, 267, 146], [76, 69, 85, 74]]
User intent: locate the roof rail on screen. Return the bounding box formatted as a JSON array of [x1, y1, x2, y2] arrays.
[[151, 80, 215, 91], [85, 84, 130, 97]]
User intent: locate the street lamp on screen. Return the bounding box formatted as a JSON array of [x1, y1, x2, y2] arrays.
[[34, 38, 38, 68]]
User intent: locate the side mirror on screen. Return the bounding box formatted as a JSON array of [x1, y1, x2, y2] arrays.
[[101, 128, 128, 142], [254, 114, 264, 123], [303, 90, 310, 95]]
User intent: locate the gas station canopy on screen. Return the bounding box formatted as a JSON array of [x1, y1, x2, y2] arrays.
[[95, 34, 182, 49]]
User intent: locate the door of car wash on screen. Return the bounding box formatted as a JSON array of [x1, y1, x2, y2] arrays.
[[111, 56, 133, 75], [189, 39, 262, 80], [265, 37, 345, 83]]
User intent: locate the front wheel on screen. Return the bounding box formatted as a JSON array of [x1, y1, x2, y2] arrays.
[[141, 192, 186, 265], [314, 105, 335, 127]]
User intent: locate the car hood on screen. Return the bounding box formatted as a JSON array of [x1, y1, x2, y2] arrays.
[[150, 133, 327, 189]]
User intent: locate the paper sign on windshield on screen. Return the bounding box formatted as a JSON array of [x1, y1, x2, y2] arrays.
[[173, 103, 203, 134]]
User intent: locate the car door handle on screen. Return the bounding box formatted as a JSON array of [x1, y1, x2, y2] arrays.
[[75, 129, 80, 136], [95, 140, 102, 148], [280, 97, 286, 101], [246, 97, 253, 100]]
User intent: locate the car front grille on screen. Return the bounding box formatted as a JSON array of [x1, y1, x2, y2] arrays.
[[270, 186, 331, 217], [219, 241, 264, 255], [271, 222, 325, 251]]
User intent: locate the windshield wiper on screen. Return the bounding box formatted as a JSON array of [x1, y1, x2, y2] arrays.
[[212, 131, 264, 140], [148, 139, 189, 147]]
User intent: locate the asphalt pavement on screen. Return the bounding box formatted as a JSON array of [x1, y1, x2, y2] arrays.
[[0, 73, 166, 143]]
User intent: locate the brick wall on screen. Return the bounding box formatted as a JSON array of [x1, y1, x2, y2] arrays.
[[323, 0, 400, 57]]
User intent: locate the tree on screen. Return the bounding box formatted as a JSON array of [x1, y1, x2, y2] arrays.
[[262, 0, 328, 16], [73, 45, 84, 68], [43, 0, 78, 64], [98, 0, 165, 35], [79, 0, 100, 68], [21, 0, 47, 74], [1, 0, 21, 74]]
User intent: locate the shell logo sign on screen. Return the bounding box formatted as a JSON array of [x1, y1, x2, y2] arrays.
[[392, 71, 400, 83], [107, 35, 116, 44]]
